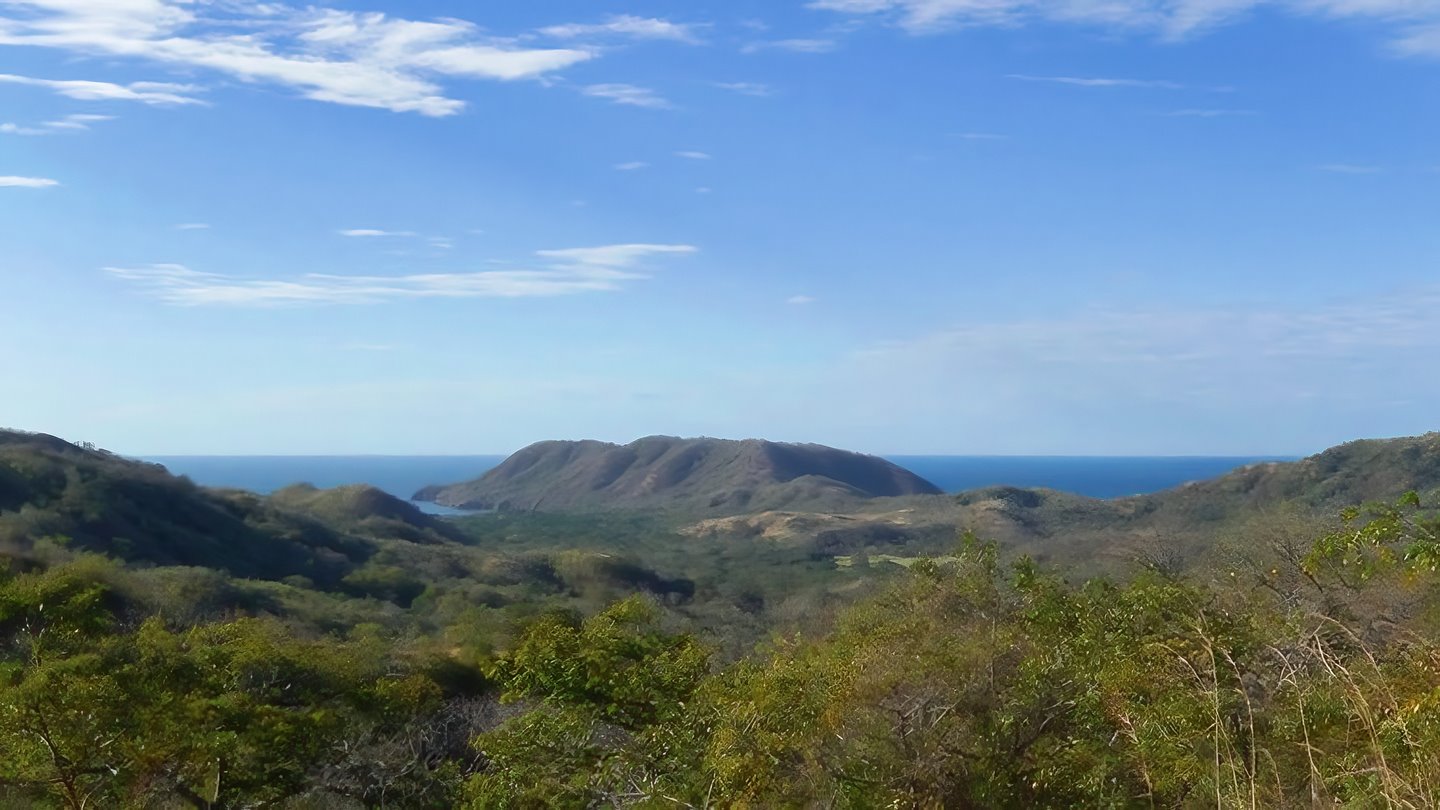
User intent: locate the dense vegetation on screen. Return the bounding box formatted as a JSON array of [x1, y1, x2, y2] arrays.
[[4, 430, 1440, 807]]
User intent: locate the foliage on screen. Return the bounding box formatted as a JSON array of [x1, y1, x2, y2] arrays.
[[465, 531, 1440, 808], [5, 430, 1440, 807], [464, 597, 711, 807], [0, 562, 488, 808]]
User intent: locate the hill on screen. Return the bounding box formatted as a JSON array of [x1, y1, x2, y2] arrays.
[[0, 430, 379, 585], [269, 482, 468, 545], [956, 433, 1440, 559], [414, 436, 943, 515], [680, 433, 1440, 573], [0, 430, 467, 587]]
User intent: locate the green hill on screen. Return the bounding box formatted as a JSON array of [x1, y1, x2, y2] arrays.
[[269, 482, 468, 545], [415, 436, 943, 515], [0, 430, 373, 586], [0, 430, 481, 590]]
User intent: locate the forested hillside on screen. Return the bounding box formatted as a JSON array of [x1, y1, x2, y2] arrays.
[[3, 430, 1440, 807]]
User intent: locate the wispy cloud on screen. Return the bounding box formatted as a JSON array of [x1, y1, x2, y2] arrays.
[[787, 295, 817, 305], [1006, 74, 1185, 89], [808, 0, 1440, 54], [0, 73, 204, 105], [742, 38, 838, 54], [951, 131, 1007, 140], [538, 15, 705, 44], [175, 223, 210, 230], [106, 245, 698, 307], [0, 3, 592, 116], [1, 113, 115, 136], [1317, 163, 1383, 174], [674, 150, 712, 160], [0, 176, 59, 188], [867, 298, 1440, 368], [339, 228, 417, 238], [856, 290, 1440, 406], [713, 81, 774, 96], [828, 287, 1440, 453], [534, 244, 697, 267], [49, 113, 115, 128], [582, 83, 671, 108], [1392, 21, 1440, 56], [615, 161, 650, 171]]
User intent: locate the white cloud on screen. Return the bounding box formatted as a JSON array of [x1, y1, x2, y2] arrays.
[[534, 244, 698, 268], [0, 176, 59, 187], [808, 0, 1440, 52], [339, 228, 417, 237], [742, 38, 838, 53], [539, 15, 704, 44], [952, 131, 1007, 140], [2, 112, 116, 136], [675, 150, 712, 160], [788, 295, 817, 305], [3, 112, 112, 134], [1006, 74, 1185, 89], [0, 73, 204, 105], [615, 161, 650, 170], [0, 3, 592, 116], [1392, 21, 1440, 55], [49, 113, 115, 127], [175, 222, 210, 230], [695, 186, 713, 194], [714, 81, 774, 96], [582, 83, 671, 108], [107, 244, 698, 307]]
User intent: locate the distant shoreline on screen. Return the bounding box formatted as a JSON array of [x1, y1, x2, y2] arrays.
[[141, 454, 1295, 503]]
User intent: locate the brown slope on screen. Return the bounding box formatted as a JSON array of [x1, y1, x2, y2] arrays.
[[677, 434, 1440, 575], [415, 436, 942, 515]]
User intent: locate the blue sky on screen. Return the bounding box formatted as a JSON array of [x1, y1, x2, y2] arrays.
[[1, 0, 1438, 456]]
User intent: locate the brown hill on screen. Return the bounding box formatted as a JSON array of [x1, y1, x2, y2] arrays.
[[414, 436, 943, 515], [677, 433, 1440, 574]]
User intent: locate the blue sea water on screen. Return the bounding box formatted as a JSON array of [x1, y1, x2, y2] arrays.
[[144, 456, 507, 515], [144, 454, 1292, 508]]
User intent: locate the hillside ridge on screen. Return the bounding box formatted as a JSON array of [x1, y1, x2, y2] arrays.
[[0, 429, 469, 583], [415, 435, 943, 515]]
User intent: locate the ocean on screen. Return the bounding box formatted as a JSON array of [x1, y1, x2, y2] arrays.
[[143, 454, 1290, 511], [143, 455, 507, 515]]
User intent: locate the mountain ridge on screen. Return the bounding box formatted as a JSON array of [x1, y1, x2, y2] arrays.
[[415, 435, 943, 515]]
